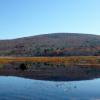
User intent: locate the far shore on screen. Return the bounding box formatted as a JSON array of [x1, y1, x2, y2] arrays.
[[0, 56, 100, 65]]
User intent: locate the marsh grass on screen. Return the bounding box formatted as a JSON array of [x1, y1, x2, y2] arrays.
[[0, 56, 100, 66]]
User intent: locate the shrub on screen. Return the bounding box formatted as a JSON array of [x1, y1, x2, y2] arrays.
[[19, 63, 27, 71]]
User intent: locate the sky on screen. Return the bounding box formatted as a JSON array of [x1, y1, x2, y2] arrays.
[[0, 0, 100, 39]]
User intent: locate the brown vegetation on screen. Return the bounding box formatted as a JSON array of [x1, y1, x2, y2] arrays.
[[1, 33, 100, 56], [0, 56, 100, 66]]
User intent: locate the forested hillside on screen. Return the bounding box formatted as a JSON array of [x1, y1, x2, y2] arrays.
[[0, 33, 100, 56]]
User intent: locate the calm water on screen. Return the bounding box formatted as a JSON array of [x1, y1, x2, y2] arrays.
[[0, 76, 100, 100]]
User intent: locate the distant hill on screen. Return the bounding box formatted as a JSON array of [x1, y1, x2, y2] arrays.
[[0, 33, 100, 56]]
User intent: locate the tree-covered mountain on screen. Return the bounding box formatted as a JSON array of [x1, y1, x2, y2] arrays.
[[0, 33, 100, 56]]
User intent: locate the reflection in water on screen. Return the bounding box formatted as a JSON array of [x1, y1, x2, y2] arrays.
[[1, 62, 100, 81], [0, 76, 100, 100]]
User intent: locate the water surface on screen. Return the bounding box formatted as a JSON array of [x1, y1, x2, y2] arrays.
[[0, 76, 100, 100]]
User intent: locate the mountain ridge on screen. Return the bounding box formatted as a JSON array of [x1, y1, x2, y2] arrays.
[[0, 32, 99, 40]]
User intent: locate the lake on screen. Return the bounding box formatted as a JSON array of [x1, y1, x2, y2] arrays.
[[0, 76, 100, 100]]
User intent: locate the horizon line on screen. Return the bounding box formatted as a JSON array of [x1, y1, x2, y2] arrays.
[[0, 32, 99, 40]]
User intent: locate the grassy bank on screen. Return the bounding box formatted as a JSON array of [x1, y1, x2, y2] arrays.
[[0, 56, 100, 66]]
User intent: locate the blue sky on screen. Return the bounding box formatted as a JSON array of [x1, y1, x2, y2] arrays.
[[0, 0, 100, 39]]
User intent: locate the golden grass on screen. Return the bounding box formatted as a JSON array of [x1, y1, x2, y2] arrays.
[[0, 56, 100, 65]]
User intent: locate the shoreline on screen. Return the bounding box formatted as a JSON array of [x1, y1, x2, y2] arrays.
[[0, 56, 100, 81], [0, 56, 100, 65]]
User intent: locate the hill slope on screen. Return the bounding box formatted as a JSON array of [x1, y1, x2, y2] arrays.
[[0, 33, 100, 56]]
